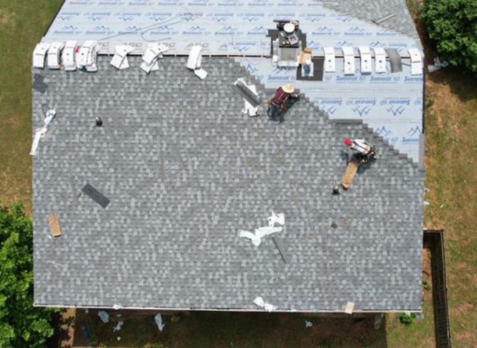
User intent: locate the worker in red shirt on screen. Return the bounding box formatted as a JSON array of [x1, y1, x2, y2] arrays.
[[267, 84, 299, 123]]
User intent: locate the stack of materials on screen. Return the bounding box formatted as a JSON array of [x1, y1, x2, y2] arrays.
[[47, 42, 65, 70], [33, 43, 51, 69], [77, 41, 99, 72], [233, 78, 261, 117], [186, 45, 207, 80], [110, 45, 136, 70], [62, 41, 78, 71], [141, 43, 169, 73]]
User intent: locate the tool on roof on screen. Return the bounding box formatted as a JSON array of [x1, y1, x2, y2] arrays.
[[62, 41, 78, 71], [47, 42, 65, 70], [186, 45, 207, 80], [48, 213, 62, 237], [95, 117, 103, 127], [33, 43, 51, 69], [30, 108, 57, 156], [111, 45, 135, 70]]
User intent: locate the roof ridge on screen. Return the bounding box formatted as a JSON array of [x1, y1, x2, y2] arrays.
[[318, 0, 421, 47]]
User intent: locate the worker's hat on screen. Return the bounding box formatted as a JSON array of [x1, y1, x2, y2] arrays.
[[282, 84, 295, 94], [344, 138, 352, 146]]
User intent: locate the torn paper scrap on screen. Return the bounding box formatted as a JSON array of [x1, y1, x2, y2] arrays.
[[253, 297, 276, 312], [240, 230, 261, 247], [268, 211, 285, 227], [155, 314, 165, 332], [344, 301, 355, 314], [98, 310, 110, 323], [240, 226, 282, 247], [113, 321, 124, 332]]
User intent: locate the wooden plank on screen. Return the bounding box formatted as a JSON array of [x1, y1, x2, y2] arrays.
[[49, 213, 62, 237], [341, 161, 360, 190]]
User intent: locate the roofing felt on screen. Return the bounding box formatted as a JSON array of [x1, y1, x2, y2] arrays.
[[237, 57, 424, 163], [33, 57, 425, 311], [43, 0, 420, 55]]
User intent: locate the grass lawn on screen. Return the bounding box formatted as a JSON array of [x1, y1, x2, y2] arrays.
[[1, 1, 476, 347]]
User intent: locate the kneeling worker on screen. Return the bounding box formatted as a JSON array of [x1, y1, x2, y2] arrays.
[[344, 138, 376, 162], [267, 84, 299, 123]]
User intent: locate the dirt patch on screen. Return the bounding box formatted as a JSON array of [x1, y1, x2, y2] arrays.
[[67, 310, 387, 348], [0, 9, 15, 26]]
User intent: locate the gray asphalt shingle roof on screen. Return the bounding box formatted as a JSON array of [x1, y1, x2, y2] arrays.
[[33, 57, 424, 312]]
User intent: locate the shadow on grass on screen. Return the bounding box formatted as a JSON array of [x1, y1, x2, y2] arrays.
[[72, 310, 387, 348]]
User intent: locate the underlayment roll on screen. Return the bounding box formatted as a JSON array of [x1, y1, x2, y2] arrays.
[[234, 79, 261, 107]]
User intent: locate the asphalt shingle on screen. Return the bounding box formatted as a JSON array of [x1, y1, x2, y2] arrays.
[[33, 57, 424, 312]]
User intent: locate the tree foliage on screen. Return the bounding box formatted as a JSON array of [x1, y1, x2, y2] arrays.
[[421, 0, 477, 72], [0, 204, 60, 348]]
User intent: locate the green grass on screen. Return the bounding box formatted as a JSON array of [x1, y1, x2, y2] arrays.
[[0, 0, 64, 214]]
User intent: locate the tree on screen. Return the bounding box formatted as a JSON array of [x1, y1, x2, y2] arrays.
[[421, 0, 477, 72], [0, 204, 61, 348]]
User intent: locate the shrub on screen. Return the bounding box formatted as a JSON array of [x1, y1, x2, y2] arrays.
[[0, 204, 61, 348], [421, 0, 477, 72], [399, 312, 417, 326]]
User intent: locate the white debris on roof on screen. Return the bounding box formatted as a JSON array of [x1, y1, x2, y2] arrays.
[[154, 314, 165, 332], [113, 320, 124, 332], [240, 226, 282, 247], [62, 41, 77, 71], [33, 43, 51, 69], [47, 42, 65, 70], [344, 301, 355, 314], [268, 211, 285, 227], [324, 47, 336, 73], [98, 310, 110, 323], [77, 41, 98, 72], [428, 57, 449, 73], [141, 43, 168, 74], [187, 45, 208, 80], [110, 45, 135, 70], [30, 109, 56, 156], [253, 297, 276, 312], [112, 304, 122, 310]]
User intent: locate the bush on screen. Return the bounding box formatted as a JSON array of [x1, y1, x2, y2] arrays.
[[0, 204, 61, 348], [399, 312, 417, 326], [421, 0, 477, 73]]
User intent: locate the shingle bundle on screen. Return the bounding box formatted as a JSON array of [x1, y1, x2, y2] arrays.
[[141, 43, 169, 73], [110, 45, 136, 70], [77, 40, 99, 72]]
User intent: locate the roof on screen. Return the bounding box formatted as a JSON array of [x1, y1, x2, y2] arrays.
[[43, 0, 421, 55], [322, 0, 421, 46], [33, 57, 425, 311]]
